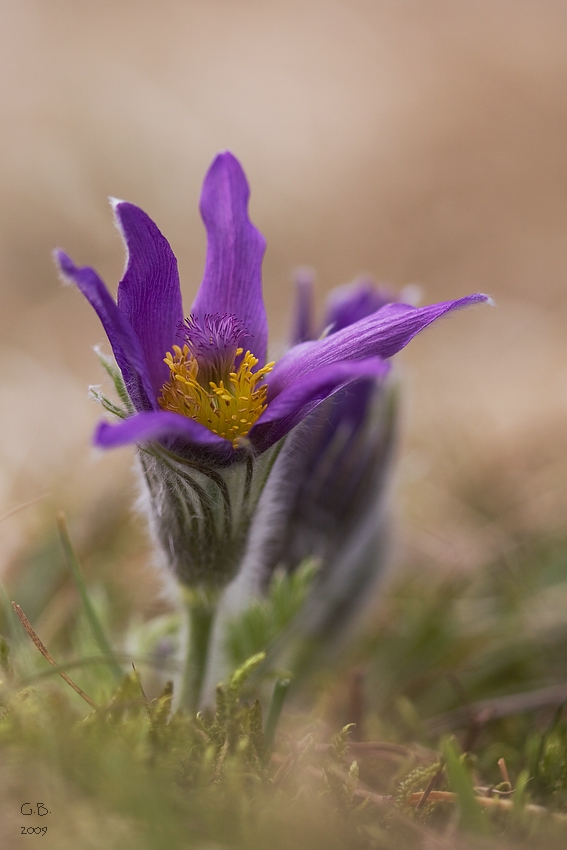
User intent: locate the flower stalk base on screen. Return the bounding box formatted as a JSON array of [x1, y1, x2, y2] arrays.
[[181, 590, 218, 711]]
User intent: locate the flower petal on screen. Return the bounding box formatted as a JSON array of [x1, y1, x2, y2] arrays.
[[94, 410, 231, 451], [192, 152, 268, 365], [324, 279, 393, 333], [291, 268, 315, 344], [55, 250, 156, 412], [113, 201, 183, 396], [249, 357, 389, 453], [268, 293, 490, 399]]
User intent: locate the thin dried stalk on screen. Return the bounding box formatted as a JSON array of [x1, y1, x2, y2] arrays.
[[11, 601, 97, 710]]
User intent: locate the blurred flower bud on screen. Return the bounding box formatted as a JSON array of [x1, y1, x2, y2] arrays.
[[206, 278, 399, 687]]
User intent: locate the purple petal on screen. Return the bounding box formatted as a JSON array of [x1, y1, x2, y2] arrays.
[[191, 152, 268, 365], [113, 201, 183, 396], [249, 358, 389, 453], [94, 410, 231, 450], [291, 267, 315, 344], [324, 279, 393, 333], [268, 293, 490, 399], [55, 250, 156, 412]]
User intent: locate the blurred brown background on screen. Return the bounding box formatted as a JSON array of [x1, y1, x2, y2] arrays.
[[1, 0, 567, 586]]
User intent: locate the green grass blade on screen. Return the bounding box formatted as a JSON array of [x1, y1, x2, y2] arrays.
[[443, 737, 489, 835], [57, 512, 123, 681], [264, 676, 291, 753]]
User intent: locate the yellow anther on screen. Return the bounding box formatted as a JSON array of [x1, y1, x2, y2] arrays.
[[159, 346, 273, 447]]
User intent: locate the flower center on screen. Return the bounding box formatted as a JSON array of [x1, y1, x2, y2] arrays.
[[158, 314, 274, 447]]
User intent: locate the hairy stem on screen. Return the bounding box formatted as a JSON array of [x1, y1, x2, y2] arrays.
[[181, 591, 217, 712]]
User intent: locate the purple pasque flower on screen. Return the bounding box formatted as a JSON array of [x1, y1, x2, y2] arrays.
[[280, 276, 396, 570], [217, 277, 399, 678], [56, 152, 487, 465], [56, 152, 488, 593], [276, 279, 399, 666]]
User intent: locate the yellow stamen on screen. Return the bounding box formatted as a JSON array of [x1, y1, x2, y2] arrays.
[[158, 344, 274, 448]]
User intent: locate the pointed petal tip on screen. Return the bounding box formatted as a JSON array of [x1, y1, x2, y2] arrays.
[[53, 249, 77, 280], [204, 151, 249, 196], [210, 150, 243, 170], [53, 247, 68, 264], [442, 292, 493, 310], [469, 292, 493, 304], [93, 419, 115, 446], [93, 419, 115, 448], [110, 198, 144, 235], [108, 196, 127, 210], [294, 266, 316, 285], [54, 249, 103, 289], [109, 197, 131, 228], [461, 292, 495, 308]]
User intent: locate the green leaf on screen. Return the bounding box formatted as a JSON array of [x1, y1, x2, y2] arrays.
[[57, 513, 122, 681], [225, 560, 318, 668], [94, 346, 135, 413], [443, 737, 489, 835], [89, 386, 128, 419], [264, 677, 291, 753]]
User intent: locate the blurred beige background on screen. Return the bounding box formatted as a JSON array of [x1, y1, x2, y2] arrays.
[[1, 0, 567, 582]]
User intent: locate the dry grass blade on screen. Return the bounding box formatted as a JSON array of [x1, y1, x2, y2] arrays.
[[11, 601, 98, 709], [406, 790, 567, 822], [416, 762, 445, 810], [0, 491, 50, 524], [498, 757, 511, 787], [425, 683, 567, 735]]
